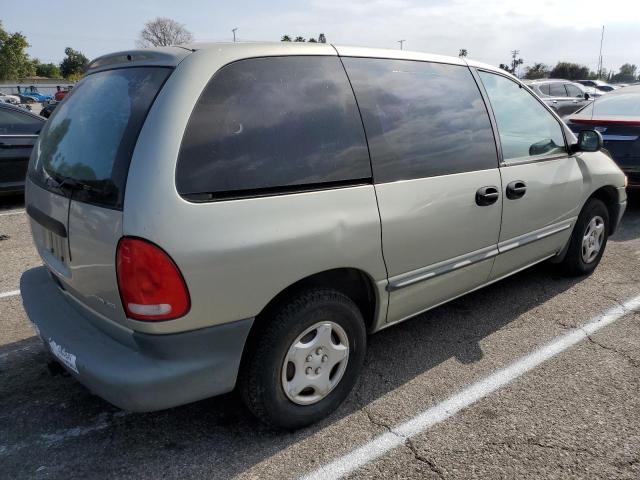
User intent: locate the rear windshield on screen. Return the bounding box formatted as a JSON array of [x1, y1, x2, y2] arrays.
[[29, 67, 171, 209], [579, 90, 640, 117]]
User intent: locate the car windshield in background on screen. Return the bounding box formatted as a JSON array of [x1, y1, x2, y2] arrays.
[[29, 67, 170, 209], [579, 90, 640, 117]]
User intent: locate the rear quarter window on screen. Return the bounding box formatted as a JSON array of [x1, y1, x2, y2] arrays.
[[176, 56, 371, 200]]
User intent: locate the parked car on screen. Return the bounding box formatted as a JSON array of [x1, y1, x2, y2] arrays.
[[39, 101, 58, 118], [0, 92, 21, 104], [0, 102, 45, 195], [565, 85, 640, 189], [21, 43, 626, 429], [19, 87, 53, 102], [577, 79, 619, 92], [525, 79, 592, 115], [17, 94, 37, 105], [54, 86, 71, 101]]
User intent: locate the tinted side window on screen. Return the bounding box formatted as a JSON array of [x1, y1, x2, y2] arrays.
[[479, 71, 566, 162], [342, 58, 497, 183], [0, 108, 42, 135], [549, 83, 566, 96], [538, 84, 551, 96], [564, 84, 583, 97], [177, 56, 371, 198]]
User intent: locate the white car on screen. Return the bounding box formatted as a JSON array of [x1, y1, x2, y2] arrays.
[[0, 92, 21, 104], [580, 85, 605, 98]]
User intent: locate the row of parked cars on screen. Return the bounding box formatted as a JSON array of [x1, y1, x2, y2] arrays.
[[0, 87, 70, 118], [523, 78, 629, 116]]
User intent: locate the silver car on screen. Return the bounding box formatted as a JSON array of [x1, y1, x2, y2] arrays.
[[21, 43, 627, 429]]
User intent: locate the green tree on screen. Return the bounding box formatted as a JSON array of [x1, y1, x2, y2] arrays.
[[308, 38, 317, 43], [281, 35, 292, 42], [32, 59, 62, 78], [610, 63, 638, 83], [318, 33, 326, 43], [458, 49, 468, 58], [499, 63, 511, 73], [60, 47, 89, 79], [0, 21, 36, 80], [294, 36, 306, 42], [524, 63, 549, 80], [549, 62, 589, 80]]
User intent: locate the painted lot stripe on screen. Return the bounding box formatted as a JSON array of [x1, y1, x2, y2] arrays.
[[0, 209, 25, 217], [0, 290, 20, 299], [302, 295, 640, 480]]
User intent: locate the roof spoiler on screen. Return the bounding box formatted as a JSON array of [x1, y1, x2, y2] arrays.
[[86, 46, 194, 75]]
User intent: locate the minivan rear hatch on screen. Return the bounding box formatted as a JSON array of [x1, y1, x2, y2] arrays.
[[26, 65, 172, 326]]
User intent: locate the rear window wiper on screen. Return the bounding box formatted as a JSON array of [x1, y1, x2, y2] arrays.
[[46, 175, 110, 197]]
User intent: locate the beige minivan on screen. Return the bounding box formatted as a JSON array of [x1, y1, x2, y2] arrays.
[[21, 42, 626, 429]]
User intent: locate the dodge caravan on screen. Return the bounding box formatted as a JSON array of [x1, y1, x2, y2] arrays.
[[21, 43, 627, 429]]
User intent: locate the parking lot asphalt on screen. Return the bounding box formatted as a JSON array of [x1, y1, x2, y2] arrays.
[[1, 194, 639, 479]]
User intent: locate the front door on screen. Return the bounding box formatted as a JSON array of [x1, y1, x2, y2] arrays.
[[341, 55, 502, 324], [477, 71, 585, 280]]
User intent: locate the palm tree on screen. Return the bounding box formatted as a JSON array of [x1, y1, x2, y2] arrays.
[[281, 35, 292, 42]]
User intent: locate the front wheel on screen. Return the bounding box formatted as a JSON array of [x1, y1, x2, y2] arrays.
[[239, 289, 367, 429], [559, 198, 609, 276]]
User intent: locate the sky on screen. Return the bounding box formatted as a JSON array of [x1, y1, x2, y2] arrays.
[[3, 0, 639, 74]]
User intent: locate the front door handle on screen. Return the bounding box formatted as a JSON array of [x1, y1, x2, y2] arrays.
[[476, 186, 499, 206], [506, 180, 527, 199]]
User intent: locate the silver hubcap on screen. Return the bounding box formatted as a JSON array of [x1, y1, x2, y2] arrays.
[[281, 321, 349, 405], [581, 215, 605, 264]]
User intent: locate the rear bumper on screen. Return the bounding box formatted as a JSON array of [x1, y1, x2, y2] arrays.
[[20, 266, 253, 412]]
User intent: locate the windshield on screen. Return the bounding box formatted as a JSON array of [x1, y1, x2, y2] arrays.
[[29, 67, 171, 209]]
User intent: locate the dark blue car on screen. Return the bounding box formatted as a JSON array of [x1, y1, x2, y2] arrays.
[[565, 85, 640, 189]]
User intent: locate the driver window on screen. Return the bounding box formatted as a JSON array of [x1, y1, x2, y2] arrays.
[[565, 83, 584, 98], [479, 71, 566, 163]]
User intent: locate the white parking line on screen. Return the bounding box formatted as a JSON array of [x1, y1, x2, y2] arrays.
[[302, 295, 640, 480], [0, 290, 20, 298], [0, 290, 20, 299], [0, 210, 25, 217]]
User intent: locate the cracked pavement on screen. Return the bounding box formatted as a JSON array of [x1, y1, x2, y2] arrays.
[[1, 194, 639, 479]]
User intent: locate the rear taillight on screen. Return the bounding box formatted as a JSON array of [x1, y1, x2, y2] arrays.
[[570, 118, 640, 126], [116, 237, 190, 321]]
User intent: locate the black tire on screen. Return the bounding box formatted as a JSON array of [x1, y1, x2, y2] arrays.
[[239, 288, 367, 430], [559, 198, 609, 276]]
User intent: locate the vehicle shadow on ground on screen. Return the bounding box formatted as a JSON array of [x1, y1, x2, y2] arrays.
[[1, 203, 638, 479], [1, 264, 584, 479], [0, 193, 24, 211], [612, 191, 640, 242]]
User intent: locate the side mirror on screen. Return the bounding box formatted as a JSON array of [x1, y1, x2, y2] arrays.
[[572, 130, 603, 153], [584, 93, 590, 100]]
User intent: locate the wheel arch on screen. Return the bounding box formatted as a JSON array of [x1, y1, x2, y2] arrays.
[[250, 267, 379, 335], [551, 185, 619, 264], [588, 185, 620, 235]]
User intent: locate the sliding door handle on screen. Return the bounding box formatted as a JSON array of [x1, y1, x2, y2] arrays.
[[476, 186, 499, 206], [506, 180, 527, 200]]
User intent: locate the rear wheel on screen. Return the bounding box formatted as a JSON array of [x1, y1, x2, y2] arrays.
[[239, 289, 366, 430], [559, 198, 609, 276]]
